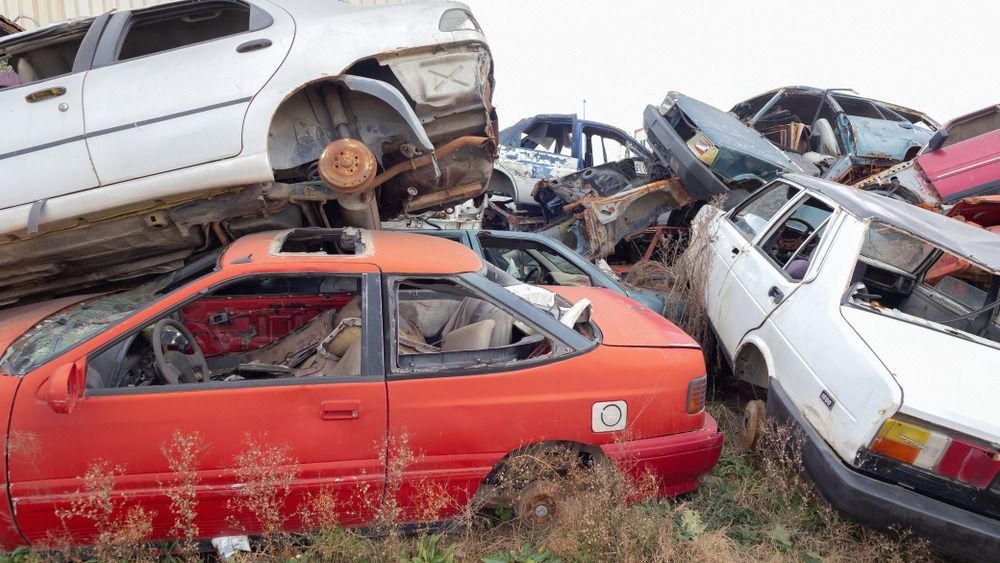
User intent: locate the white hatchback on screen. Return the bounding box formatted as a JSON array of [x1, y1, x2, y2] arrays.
[[701, 174, 1000, 559]]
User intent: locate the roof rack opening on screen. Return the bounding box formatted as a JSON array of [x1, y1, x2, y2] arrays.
[[279, 228, 365, 255]]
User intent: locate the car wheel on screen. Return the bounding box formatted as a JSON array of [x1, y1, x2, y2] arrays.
[[514, 480, 560, 527], [741, 399, 767, 450]]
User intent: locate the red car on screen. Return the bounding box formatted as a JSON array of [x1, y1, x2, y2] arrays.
[[0, 229, 721, 548], [918, 104, 1000, 204]]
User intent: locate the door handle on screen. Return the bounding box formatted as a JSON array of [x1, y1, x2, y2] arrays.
[[321, 400, 360, 420], [768, 286, 784, 304], [25, 87, 66, 103], [731, 247, 741, 256], [898, 122, 913, 129], [236, 38, 272, 53]]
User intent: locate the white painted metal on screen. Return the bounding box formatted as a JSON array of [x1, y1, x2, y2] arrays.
[[83, 0, 294, 185], [0, 71, 97, 205]]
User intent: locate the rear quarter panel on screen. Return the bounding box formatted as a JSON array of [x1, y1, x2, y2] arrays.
[[748, 216, 902, 463], [386, 344, 707, 519]]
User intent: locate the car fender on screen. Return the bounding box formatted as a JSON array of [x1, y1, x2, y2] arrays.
[[241, 0, 489, 161]]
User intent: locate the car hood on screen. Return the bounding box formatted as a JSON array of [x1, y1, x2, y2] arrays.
[[841, 306, 1000, 444], [0, 294, 97, 360], [549, 286, 699, 348], [669, 92, 805, 174]]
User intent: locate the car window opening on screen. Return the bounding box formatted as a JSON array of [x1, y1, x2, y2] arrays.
[[759, 196, 834, 280], [0, 22, 90, 88], [750, 93, 823, 154], [278, 228, 365, 255], [730, 181, 802, 241], [849, 223, 1000, 346], [394, 278, 555, 371], [117, 1, 252, 61], [479, 237, 592, 288], [84, 275, 363, 390]]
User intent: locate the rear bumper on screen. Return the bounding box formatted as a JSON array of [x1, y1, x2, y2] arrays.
[[601, 414, 723, 496], [767, 380, 1000, 560]]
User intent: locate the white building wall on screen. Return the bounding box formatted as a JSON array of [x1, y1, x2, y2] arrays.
[[1, 0, 412, 29]]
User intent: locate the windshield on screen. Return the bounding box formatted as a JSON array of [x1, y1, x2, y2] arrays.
[[0, 274, 178, 376]]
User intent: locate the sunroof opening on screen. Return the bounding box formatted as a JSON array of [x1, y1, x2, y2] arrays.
[[279, 228, 365, 255]]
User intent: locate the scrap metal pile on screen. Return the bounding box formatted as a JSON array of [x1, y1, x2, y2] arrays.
[[480, 90, 1000, 271]]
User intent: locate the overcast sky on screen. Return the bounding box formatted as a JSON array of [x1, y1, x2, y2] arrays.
[[462, 0, 1000, 134]]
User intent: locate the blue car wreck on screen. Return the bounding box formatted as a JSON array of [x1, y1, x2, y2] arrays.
[[731, 86, 938, 183], [642, 88, 939, 206]]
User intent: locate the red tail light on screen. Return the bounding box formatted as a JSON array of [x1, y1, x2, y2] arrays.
[[936, 438, 1000, 489]]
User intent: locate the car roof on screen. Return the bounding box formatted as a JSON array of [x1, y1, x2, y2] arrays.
[[784, 174, 1000, 271], [221, 228, 483, 274]]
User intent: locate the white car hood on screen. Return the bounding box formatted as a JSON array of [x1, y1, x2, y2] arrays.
[[841, 305, 1000, 445]]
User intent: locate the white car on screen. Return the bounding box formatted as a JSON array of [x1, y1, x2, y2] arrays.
[[0, 0, 495, 305], [700, 174, 1000, 558]]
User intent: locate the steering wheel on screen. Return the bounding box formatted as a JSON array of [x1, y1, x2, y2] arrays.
[[540, 272, 557, 285], [784, 218, 813, 238], [523, 265, 544, 285], [152, 319, 209, 385]]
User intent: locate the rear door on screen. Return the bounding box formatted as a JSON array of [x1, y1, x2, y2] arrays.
[[0, 18, 103, 209], [83, 0, 293, 185], [705, 182, 801, 349], [831, 94, 923, 161]]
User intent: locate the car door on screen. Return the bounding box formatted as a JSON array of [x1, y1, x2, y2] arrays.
[[0, 18, 104, 211], [83, 0, 293, 185], [5, 269, 387, 544], [715, 190, 835, 354], [830, 94, 922, 161], [704, 182, 801, 348], [383, 273, 592, 522]]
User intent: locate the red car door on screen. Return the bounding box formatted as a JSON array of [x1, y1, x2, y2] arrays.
[[918, 108, 1000, 202], [5, 270, 387, 545]]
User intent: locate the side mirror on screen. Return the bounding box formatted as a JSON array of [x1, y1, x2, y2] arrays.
[[926, 129, 949, 152], [46, 361, 86, 414]]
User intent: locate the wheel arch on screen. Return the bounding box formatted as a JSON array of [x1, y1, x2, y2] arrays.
[[733, 336, 775, 391], [265, 71, 432, 175]]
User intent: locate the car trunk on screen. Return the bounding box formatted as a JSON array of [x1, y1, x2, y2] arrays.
[[549, 286, 699, 349], [841, 306, 1000, 445]]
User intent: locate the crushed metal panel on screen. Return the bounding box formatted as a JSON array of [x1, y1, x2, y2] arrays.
[[540, 178, 694, 259]]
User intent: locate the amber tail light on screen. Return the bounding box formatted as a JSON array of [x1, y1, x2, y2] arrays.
[[870, 417, 1000, 489], [686, 376, 707, 414]]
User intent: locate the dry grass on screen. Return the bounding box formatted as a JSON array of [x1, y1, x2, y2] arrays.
[[0, 407, 944, 563]]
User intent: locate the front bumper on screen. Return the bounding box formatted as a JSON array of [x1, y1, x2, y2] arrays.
[[601, 414, 723, 497], [767, 380, 1000, 560], [642, 105, 730, 200]]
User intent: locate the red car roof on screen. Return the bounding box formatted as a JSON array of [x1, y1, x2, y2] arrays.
[[221, 229, 483, 274]]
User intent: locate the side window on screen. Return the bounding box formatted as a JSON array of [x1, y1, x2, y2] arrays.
[[729, 182, 801, 240], [831, 96, 885, 120], [941, 108, 1000, 148], [117, 1, 252, 61], [583, 128, 631, 167], [393, 278, 553, 373], [87, 275, 363, 391], [517, 121, 574, 157], [480, 239, 592, 287], [758, 197, 834, 280], [0, 22, 91, 88]]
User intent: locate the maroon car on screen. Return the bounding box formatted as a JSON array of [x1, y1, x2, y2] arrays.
[[857, 104, 1000, 206], [918, 104, 1000, 203]]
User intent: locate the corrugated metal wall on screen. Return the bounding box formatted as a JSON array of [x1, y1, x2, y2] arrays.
[[0, 0, 411, 29]]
